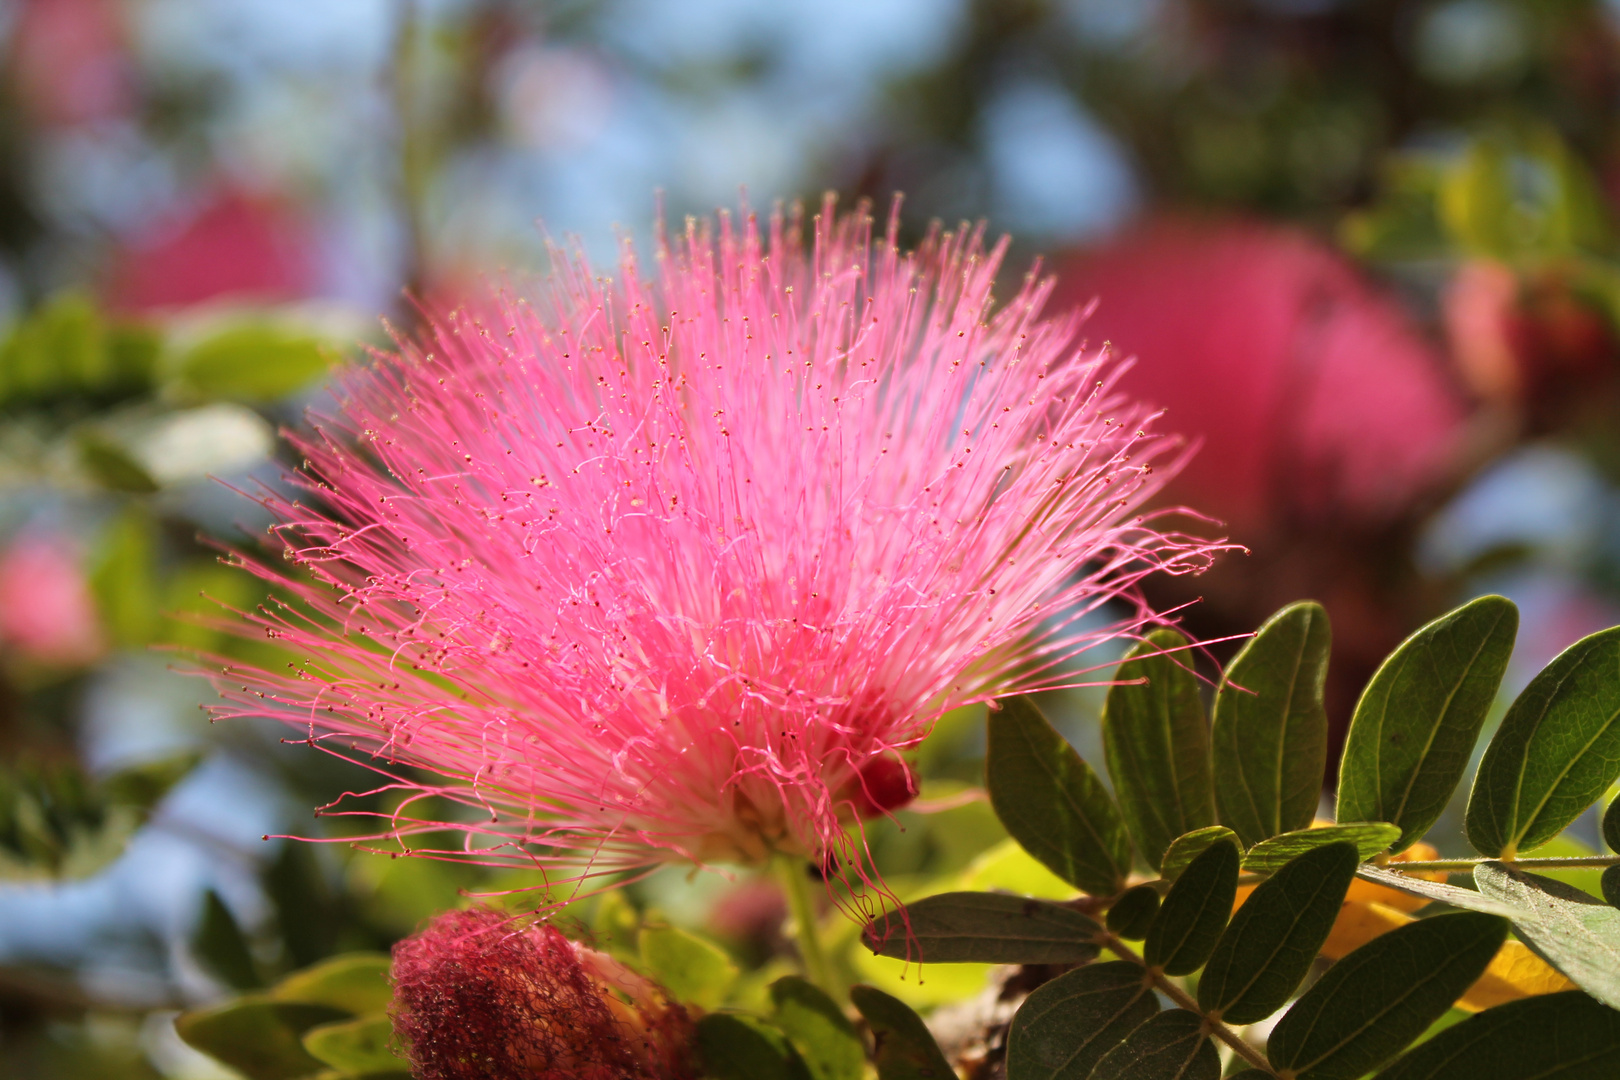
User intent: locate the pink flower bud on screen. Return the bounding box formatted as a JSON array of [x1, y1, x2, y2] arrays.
[[0, 536, 102, 666]]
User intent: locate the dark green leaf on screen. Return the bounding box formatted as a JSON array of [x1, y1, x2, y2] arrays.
[[1212, 601, 1331, 848], [175, 998, 349, 1080], [1268, 912, 1508, 1080], [1240, 823, 1401, 874], [1474, 861, 1620, 1009], [302, 1016, 408, 1075], [769, 976, 864, 1080], [1227, 1073, 1274, 1080], [639, 925, 737, 1009], [101, 752, 200, 810], [850, 984, 955, 1080], [1089, 1010, 1219, 1080], [1605, 794, 1620, 852], [1466, 626, 1620, 858], [263, 840, 340, 969], [1144, 837, 1238, 976], [863, 892, 1102, 965], [1353, 865, 1519, 917], [1102, 630, 1215, 870], [1158, 826, 1240, 883], [988, 696, 1132, 895], [170, 323, 331, 402], [1375, 991, 1620, 1079], [1004, 962, 1157, 1080], [1105, 884, 1160, 940], [1198, 842, 1358, 1024], [696, 1013, 813, 1080], [1603, 866, 1620, 909], [273, 953, 394, 1015], [1337, 596, 1517, 853], [194, 888, 263, 991], [78, 432, 159, 493]]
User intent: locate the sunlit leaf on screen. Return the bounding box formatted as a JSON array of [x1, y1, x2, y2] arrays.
[[302, 1015, 408, 1075], [1474, 861, 1620, 1009], [273, 953, 394, 1016], [1005, 962, 1157, 1080], [639, 925, 737, 1009], [851, 984, 955, 1080], [987, 696, 1131, 895], [1240, 822, 1400, 873], [863, 892, 1102, 965], [175, 998, 349, 1080], [768, 976, 863, 1080], [1466, 626, 1620, 858], [1158, 826, 1239, 883], [1212, 602, 1330, 848], [1337, 596, 1516, 853], [1102, 629, 1215, 870], [1198, 842, 1358, 1024]]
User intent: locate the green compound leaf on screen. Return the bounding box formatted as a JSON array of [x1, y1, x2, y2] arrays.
[[1089, 1009, 1219, 1080], [1158, 826, 1240, 883], [1240, 822, 1401, 874], [1102, 630, 1215, 871], [863, 892, 1102, 965], [988, 696, 1132, 895], [768, 976, 864, 1080], [1213, 601, 1331, 848], [1375, 991, 1620, 1079], [1474, 861, 1620, 1010], [639, 925, 738, 1009], [302, 1015, 408, 1075], [1267, 912, 1509, 1080], [1144, 837, 1240, 976], [175, 998, 350, 1080], [1004, 962, 1157, 1080], [696, 1013, 813, 1080], [850, 984, 956, 1080], [1198, 841, 1358, 1025], [1353, 865, 1519, 917], [1105, 884, 1160, 941], [1466, 625, 1620, 858], [1338, 596, 1517, 854]]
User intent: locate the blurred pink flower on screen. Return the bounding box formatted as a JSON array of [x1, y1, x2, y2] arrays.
[[1056, 217, 1469, 535], [8, 0, 132, 128], [392, 906, 694, 1080], [212, 200, 1221, 890], [105, 186, 318, 312], [0, 535, 102, 666]]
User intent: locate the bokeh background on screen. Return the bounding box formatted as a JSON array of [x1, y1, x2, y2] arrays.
[[5, 0, 1620, 1075]]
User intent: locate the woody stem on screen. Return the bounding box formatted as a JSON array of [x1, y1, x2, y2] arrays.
[[1101, 933, 1276, 1076], [776, 855, 838, 998]]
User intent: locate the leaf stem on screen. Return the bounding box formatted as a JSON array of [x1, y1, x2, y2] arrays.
[[1100, 932, 1276, 1076], [1379, 854, 1620, 872], [776, 855, 839, 998]]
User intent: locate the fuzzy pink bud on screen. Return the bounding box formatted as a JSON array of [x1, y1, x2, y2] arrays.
[[0, 535, 102, 666]]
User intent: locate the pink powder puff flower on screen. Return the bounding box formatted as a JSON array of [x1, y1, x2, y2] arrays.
[[0, 534, 103, 667], [209, 197, 1222, 896], [392, 906, 695, 1080]]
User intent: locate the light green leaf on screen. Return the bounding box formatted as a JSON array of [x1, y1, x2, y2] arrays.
[[273, 953, 394, 1016], [1374, 991, 1620, 1079], [1104, 884, 1159, 941], [1474, 861, 1620, 1010], [850, 984, 956, 1080], [768, 976, 864, 1080], [1102, 630, 1215, 870], [1158, 826, 1240, 883], [1089, 1010, 1219, 1080], [696, 1013, 813, 1080], [302, 1015, 408, 1075], [1466, 626, 1620, 858], [1337, 596, 1517, 853], [169, 322, 331, 402], [987, 696, 1132, 895], [1144, 837, 1239, 976], [1240, 823, 1400, 874], [639, 925, 737, 1009], [1213, 602, 1331, 848], [1268, 912, 1508, 1080], [1352, 865, 1519, 918], [862, 892, 1102, 965], [175, 998, 350, 1080], [1198, 842, 1358, 1024], [1005, 962, 1157, 1080]]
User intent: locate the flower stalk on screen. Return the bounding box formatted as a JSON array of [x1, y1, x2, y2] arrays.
[[776, 855, 839, 998]]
